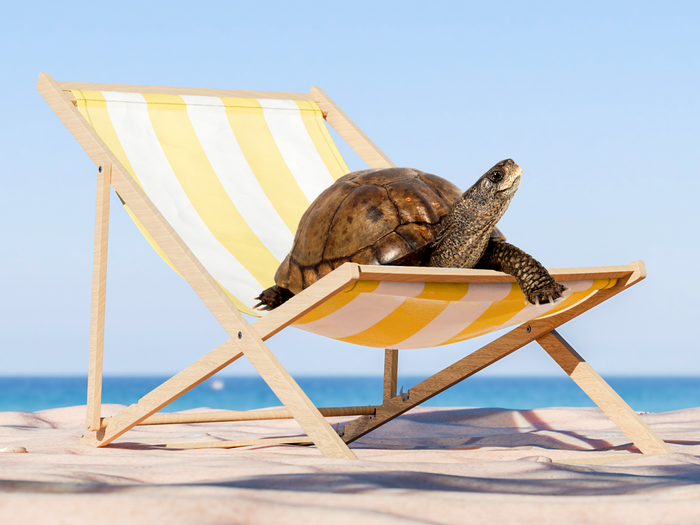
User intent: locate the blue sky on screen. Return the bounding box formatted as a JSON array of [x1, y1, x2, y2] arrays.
[[1, 1, 699, 377]]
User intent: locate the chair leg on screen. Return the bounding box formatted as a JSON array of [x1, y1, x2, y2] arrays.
[[342, 272, 644, 444], [87, 163, 111, 431], [80, 338, 245, 447], [537, 330, 672, 455], [81, 330, 357, 460], [383, 349, 398, 402], [341, 275, 652, 445], [237, 330, 357, 459], [342, 324, 532, 443]]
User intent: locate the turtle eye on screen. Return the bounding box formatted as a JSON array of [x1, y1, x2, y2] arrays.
[[491, 171, 504, 182]]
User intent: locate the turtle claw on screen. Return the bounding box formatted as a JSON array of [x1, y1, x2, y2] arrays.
[[252, 299, 268, 312], [252, 297, 270, 311], [525, 281, 566, 306]]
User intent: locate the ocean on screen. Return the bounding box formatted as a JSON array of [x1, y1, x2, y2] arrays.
[[1, 376, 698, 414]]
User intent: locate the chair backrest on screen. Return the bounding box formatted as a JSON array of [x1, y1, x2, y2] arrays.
[[72, 90, 350, 315]]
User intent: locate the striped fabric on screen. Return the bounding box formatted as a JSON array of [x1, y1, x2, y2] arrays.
[[73, 89, 607, 350], [293, 278, 617, 349], [73, 90, 349, 315]]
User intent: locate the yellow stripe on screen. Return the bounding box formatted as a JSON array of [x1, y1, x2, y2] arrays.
[[142, 94, 279, 287], [535, 278, 617, 319], [294, 280, 380, 324], [294, 100, 350, 180], [337, 282, 469, 347], [72, 91, 144, 191], [412, 282, 470, 301], [219, 97, 311, 233], [440, 283, 526, 346], [73, 91, 177, 278]]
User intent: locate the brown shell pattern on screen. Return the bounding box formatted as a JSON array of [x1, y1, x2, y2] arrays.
[[278, 167, 462, 294]]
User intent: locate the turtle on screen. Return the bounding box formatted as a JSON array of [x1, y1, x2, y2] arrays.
[[254, 159, 565, 310]]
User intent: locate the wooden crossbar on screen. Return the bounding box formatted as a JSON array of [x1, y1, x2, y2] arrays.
[[355, 264, 641, 283], [157, 436, 314, 449], [55, 80, 316, 101], [100, 406, 376, 428]]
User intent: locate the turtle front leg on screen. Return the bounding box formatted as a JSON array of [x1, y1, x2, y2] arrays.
[[476, 240, 566, 305], [253, 285, 295, 311]]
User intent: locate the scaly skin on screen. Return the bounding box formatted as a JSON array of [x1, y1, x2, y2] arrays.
[[477, 241, 566, 304], [428, 159, 521, 269], [426, 198, 493, 269]]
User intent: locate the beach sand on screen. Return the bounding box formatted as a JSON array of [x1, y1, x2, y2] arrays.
[[1, 405, 699, 524]]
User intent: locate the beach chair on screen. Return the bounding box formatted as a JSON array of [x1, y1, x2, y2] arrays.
[[37, 73, 671, 460]]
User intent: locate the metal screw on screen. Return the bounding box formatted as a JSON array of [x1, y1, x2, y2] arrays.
[[526, 325, 531, 333], [98, 165, 102, 173], [238, 332, 242, 339]]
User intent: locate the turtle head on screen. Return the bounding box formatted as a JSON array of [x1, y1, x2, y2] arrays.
[[461, 159, 521, 221], [428, 159, 522, 268]]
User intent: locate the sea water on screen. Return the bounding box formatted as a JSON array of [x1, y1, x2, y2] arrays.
[[1, 376, 698, 413]]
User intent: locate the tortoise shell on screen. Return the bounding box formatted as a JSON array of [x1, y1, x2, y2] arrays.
[[274, 167, 462, 294]]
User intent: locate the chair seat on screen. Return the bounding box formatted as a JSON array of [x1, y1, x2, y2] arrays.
[[294, 278, 616, 348]]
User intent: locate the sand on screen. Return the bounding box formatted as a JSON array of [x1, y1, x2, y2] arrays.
[[1, 404, 699, 524]]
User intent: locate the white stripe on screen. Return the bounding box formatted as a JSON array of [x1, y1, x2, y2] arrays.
[[102, 91, 263, 308], [295, 294, 407, 339], [180, 95, 294, 261], [371, 280, 427, 298], [558, 279, 594, 293], [258, 99, 336, 202]]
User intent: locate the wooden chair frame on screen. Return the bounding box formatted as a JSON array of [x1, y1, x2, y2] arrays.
[[38, 73, 671, 459]]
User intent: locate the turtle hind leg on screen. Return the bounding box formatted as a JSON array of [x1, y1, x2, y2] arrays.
[[477, 240, 566, 305], [253, 285, 295, 311]]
